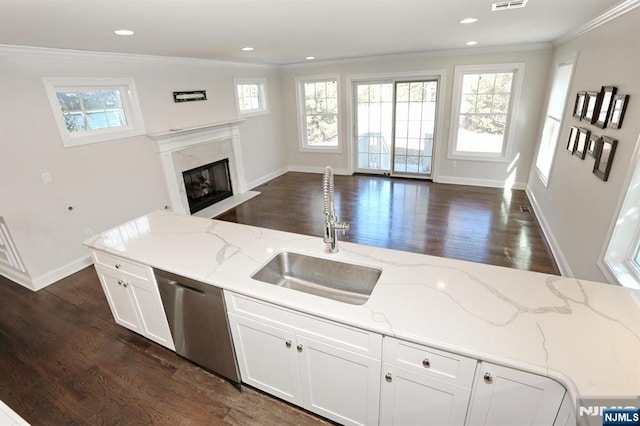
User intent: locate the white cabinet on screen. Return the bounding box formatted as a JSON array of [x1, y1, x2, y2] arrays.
[[226, 292, 382, 426], [466, 361, 566, 426], [553, 393, 577, 426], [92, 251, 174, 350], [380, 337, 476, 426]]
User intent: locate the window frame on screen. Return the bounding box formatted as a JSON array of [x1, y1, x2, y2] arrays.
[[534, 55, 577, 186], [233, 77, 269, 118], [600, 135, 640, 289], [43, 77, 146, 148], [295, 74, 342, 153], [447, 63, 525, 162]]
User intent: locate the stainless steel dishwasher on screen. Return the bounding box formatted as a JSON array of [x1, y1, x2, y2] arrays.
[[154, 268, 241, 385]]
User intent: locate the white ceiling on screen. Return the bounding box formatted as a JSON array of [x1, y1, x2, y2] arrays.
[[0, 0, 624, 65]]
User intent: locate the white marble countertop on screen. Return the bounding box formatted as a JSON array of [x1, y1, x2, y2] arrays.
[[84, 210, 640, 405]]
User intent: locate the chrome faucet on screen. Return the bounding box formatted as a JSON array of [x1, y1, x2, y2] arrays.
[[322, 166, 349, 253]]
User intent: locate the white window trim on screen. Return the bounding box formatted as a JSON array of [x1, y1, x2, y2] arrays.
[[233, 77, 269, 118], [599, 133, 640, 289], [447, 63, 525, 163], [43, 77, 146, 148], [295, 74, 342, 153], [534, 53, 578, 187]]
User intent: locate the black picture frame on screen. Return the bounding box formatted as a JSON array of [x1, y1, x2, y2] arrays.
[[608, 94, 629, 129], [587, 134, 600, 158], [574, 127, 590, 159], [566, 126, 579, 154], [573, 92, 587, 119], [593, 136, 618, 181], [582, 91, 602, 124], [594, 86, 617, 129]]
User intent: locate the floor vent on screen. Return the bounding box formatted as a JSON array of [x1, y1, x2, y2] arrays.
[[520, 205, 532, 213], [492, 0, 528, 11]]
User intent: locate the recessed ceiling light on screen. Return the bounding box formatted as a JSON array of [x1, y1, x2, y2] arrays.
[[306, 56, 315, 60], [460, 18, 478, 24], [466, 41, 478, 46], [114, 29, 135, 36], [241, 47, 254, 51]]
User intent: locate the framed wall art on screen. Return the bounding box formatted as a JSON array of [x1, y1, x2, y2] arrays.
[[574, 127, 590, 159], [608, 94, 629, 129], [594, 86, 617, 129], [582, 91, 602, 124], [573, 92, 586, 119], [567, 126, 579, 154], [587, 134, 600, 158], [593, 136, 618, 181]]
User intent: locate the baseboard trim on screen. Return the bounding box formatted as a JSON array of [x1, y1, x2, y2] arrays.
[[288, 165, 351, 175], [525, 187, 573, 277], [30, 255, 94, 291], [0, 264, 34, 291], [436, 175, 526, 190], [246, 167, 288, 190]]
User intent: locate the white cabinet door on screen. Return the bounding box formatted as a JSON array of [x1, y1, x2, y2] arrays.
[[95, 265, 141, 333], [228, 313, 302, 405], [380, 364, 471, 426], [466, 362, 566, 426], [127, 276, 175, 350], [297, 334, 381, 426]]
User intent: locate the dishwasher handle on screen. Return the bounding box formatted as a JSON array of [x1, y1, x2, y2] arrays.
[[166, 279, 205, 295]]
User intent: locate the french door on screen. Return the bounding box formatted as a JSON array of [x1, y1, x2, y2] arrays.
[[355, 79, 438, 178]]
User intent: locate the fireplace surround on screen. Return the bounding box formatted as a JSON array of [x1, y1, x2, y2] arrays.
[[150, 120, 259, 217]]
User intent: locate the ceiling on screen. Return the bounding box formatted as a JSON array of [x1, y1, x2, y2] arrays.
[[0, 0, 623, 65]]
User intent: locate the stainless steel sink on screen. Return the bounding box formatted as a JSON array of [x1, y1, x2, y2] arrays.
[[251, 252, 382, 305]]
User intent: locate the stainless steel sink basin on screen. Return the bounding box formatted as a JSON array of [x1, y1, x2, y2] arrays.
[[251, 252, 382, 305]]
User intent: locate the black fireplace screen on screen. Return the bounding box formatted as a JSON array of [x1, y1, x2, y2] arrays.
[[182, 158, 233, 214]]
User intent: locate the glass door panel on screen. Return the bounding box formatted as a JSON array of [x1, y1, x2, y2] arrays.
[[355, 82, 393, 173], [393, 81, 437, 177]]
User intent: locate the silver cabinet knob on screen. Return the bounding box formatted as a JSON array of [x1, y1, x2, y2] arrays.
[[385, 373, 393, 382], [484, 372, 493, 384], [115, 263, 121, 269], [422, 358, 431, 368], [123, 282, 128, 288], [285, 340, 292, 348], [117, 280, 123, 286], [296, 344, 303, 352]]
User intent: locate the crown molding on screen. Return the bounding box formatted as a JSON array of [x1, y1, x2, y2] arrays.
[[553, 0, 640, 46], [0, 44, 277, 69], [281, 43, 552, 70]]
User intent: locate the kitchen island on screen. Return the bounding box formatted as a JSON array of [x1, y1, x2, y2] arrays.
[[84, 210, 640, 425]]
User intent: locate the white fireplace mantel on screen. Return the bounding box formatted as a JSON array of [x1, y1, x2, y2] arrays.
[[149, 120, 258, 218]]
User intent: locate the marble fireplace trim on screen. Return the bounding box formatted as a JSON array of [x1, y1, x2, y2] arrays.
[[149, 120, 257, 217]]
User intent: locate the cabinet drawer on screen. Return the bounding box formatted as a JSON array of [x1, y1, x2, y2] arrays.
[[93, 251, 151, 281], [383, 337, 476, 388], [225, 291, 382, 358]]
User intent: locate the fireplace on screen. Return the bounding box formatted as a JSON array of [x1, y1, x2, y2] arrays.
[[182, 159, 233, 214]]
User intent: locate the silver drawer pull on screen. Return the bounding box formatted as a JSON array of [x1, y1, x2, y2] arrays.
[[385, 373, 393, 382], [285, 340, 292, 348], [484, 372, 493, 384], [115, 263, 122, 269], [422, 358, 431, 368]]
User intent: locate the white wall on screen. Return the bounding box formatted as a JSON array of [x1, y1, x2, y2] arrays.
[[279, 47, 552, 188], [527, 7, 640, 281], [0, 47, 285, 289]]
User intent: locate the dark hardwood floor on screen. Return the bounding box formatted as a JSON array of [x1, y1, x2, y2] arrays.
[[0, 173, 558, 424], [217, 172, 560, 275], [0, 269, 329, 425]]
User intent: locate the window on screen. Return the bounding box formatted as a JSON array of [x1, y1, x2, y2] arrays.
[[296, 75, 341, 151], [234, 78, 268, 117], [601, 140, 640, 290], [43, 77, 145, 147], [535, 58, 576, 186], [448, 63, 525, 161]]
